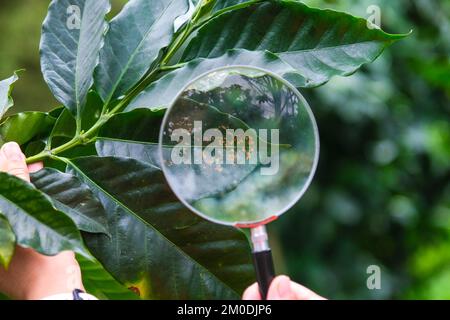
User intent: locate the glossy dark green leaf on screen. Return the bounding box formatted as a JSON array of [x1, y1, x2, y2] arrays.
[[95, 109, 163, 165], [182, 1, 405, 86], [31, 168, 109, 235], [40, 0, 110, 117], [76, 255, 140, 300], [0, 112, 56, 147], [42, 157, 68, 173], [0, 213, 15, 269], [0, 172, 90, 258], [0, 73, 19, 119], [48, 106, 65, 118], [80, 91, 103, 132], [22, 107, 64, 157], [127, 49, 308, 110], [49, 109, 76, 144], [24, 140, 47, 158], [67, 156, 254, 299], [95, 0, 190, 104], [99, 109, 164, 142], [61, 144, 99, 160]]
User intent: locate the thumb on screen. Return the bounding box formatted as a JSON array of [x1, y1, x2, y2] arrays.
[[267, 276, 296, 300], [1, 142, 30, 182]]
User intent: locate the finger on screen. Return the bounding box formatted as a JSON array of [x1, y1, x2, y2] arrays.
[[0, 142, 30, 182], [0, 147, 7, 172], [290, 282, 326, 300], [28, 162, 44, 173], [242, 282, 262, 300], [267, 276, 296, 300]]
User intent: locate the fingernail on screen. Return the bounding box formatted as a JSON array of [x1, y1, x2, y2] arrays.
[[277, 276, 292, 298], [2, 142, 24, 161]]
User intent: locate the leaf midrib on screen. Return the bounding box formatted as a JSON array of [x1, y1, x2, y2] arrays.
[[274, 40, 388, 56]]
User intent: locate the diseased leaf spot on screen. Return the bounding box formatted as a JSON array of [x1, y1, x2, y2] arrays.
[[128, 286, 141, 297]]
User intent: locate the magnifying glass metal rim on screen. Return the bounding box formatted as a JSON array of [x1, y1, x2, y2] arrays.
[[159, 65, 320, 228]]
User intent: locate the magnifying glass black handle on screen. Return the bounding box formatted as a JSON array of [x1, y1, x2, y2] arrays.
[[253, 249, 275, 300]]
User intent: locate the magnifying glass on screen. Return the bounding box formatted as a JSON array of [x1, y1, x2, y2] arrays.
[[159, 66, 320, 300]]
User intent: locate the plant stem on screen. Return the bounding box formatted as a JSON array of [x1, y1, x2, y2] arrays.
[[26, 150, 51, 164], [75, 115, 82, 136], [26, 113, 112, 164], [160, 3, 204, 67], [160, 63, 187, 71], [160, 29, 192, 66]]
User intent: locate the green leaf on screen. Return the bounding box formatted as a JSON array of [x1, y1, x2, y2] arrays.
[[14, 107, 64, 157], [193, 0, 262, 21], [0, 112, 57, 147], [209, 0, 262, 15], [24, 140, 47, 158], [40, 0, 110, 117], [67, 156, 254, 299], [49, 106, 65, 118], [181, 0, 258, 31], [126, 49, 308, 110], [0, 172, 90, 258], [173, 0, 197, 32], [49, 109, 76, 146], [96, 139, 160, 167], [80, 91, 103, 132], [0, 73, 19, 119], [49, 91, 103, 149], [0, 213, 15, 269], [182, 1, 405, 86], [31, 168, 109, 235], [95, 0, 191, 104], [76, 255, 140, 300], [96, 109, 163, 166], [99, 109, 164, 142], [126, 0, 407, 111]]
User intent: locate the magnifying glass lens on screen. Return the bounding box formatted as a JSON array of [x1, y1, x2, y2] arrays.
[[160, 67, 319, 226]]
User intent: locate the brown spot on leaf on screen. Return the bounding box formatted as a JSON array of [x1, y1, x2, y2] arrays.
[[128, 286, 141, 296]]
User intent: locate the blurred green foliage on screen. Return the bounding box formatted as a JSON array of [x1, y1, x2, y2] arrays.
[[271, 0, 450, 299], [0, 0, 448, 299]]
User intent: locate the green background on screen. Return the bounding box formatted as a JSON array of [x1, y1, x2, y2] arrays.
[[1, 0, 449, 299]]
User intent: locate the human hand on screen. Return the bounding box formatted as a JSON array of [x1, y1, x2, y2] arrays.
[[243, 275, 325, 300], [0, 142, 84, 300]]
